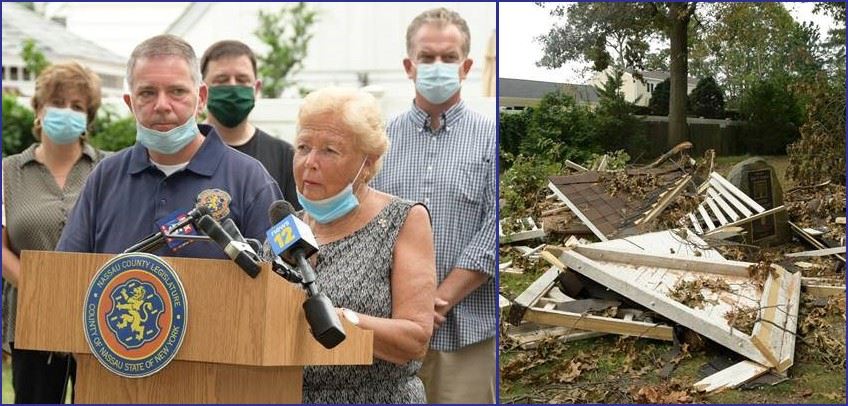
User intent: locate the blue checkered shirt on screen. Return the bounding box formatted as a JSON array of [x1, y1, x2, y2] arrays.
[[372, 100, 496, 352]]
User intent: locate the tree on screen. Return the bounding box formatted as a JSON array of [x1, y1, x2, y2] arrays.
[[688, 76, 724, 118], [689, 3, 825, 105], [739, 78, 803, 155], [2, 94, 36, 157], [522, 91, 599, 164], [787, 74, 845, 186], [649, 78, 671, 116], [535, 2, 698, 146], [814, 2, 846, 79], [254, 3, 318, 98], [592, 69, 645, 153], [499, 109, 531, 162], [21, 38, 50, 77]]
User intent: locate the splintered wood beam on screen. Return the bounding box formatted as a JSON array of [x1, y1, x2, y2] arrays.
[[523, 307, 674, 341], [789, 221, 846, 263], [573, 245, 753, 277], [784, 246, 847, 258], [637, 175, 691, 225], [776, 271, 801, 373], [564, 159, 588, 172], [508, 267, 561, 325], [693, 360, 769, 393]]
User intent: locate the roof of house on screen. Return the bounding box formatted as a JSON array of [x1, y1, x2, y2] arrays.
[[630, 69, 698, 86], [499, 78, 599, 103], [2, 2, 125, 65]]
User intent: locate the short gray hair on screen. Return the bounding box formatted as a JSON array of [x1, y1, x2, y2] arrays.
[[126, 35, 201, 88], [406, 7, 471, 58]]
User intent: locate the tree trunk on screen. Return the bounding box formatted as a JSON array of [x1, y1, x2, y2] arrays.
[[667, 2, 691, 145]]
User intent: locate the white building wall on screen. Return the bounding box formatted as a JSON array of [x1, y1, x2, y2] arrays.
[[44, 2, 495, 100]]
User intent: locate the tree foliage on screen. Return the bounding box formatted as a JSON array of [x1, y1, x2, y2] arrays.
[[499, 110, 531, 161], [787, 74, 846, 186], [689, 3, 825, 105], [739, 78, 803, 155], [89, 105, 137, 152], [593, 69, 646, 153], [522, 91, 599, 164], [688, 76, 724, 118], [21, 38, 50, 78], [535, 2, 698, 145], [254, 3, 318, 98]]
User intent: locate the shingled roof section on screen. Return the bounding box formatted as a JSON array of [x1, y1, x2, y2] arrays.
[[2, 3, 125, 65]]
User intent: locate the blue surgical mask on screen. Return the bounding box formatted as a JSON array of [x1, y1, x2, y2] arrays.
[[297, 159, 367, 224], [415, 62, 461, 104], [42, 107, 87, 144], [136, 114, 200, 155]]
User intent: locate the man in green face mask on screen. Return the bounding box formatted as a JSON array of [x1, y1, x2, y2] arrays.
[[200, 40, 299, 209]]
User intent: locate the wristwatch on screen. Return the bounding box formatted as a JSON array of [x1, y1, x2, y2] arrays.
[[341, 308, 360, 326]]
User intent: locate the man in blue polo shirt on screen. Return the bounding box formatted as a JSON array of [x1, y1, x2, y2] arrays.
[[56, 34, 282, 256]]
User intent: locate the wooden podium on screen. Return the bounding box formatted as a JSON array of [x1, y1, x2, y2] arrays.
[[14, 250, 373, 403]]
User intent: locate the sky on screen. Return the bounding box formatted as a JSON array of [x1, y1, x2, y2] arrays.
[[499, 2, 841, 85]]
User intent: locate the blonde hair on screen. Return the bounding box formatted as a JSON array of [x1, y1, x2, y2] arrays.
[[31, 61, 102, 140], [406, 7, 471, 58], [297, 87, 389, 183]]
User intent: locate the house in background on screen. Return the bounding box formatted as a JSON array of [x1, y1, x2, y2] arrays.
[[589, 67, 698, 107], [499, 78, 598, 111], [2, 2, 127, 97], [40, 2, 495, 100]]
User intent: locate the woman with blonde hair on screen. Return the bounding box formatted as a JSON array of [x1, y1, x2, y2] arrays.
[[2, 61, 107, 403], [295, 87, 436, 403]]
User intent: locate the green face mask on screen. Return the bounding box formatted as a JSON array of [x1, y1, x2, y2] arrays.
[[207, 85, 256, 128]]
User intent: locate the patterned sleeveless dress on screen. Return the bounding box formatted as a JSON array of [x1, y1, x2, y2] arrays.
[[302, 198, 426, 404]]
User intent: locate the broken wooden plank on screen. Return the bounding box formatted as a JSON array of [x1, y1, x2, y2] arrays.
[[776, 271, 801, 373], [801, 277, 846, 298], [784, 246, 847, 258], [688, 212, 704, 234], [564, 159, 588, 172], [698, 204, 716, 231], [509, 267, 561, 324], [789, 221, 846, 263], [704, 206, 786, 238], [574, 245, 752, 277], [709, 175, 754, 217], [524, 307, 674, 341], [711, 172, 766, 213], [499, 294, 511, 310], [705, 197, 729, 226], [637, 175, 691, 225], [836, 217, 846, 225], [693, 360, 769, 393], [547, 181, 609, 241], [506, 324, 604, 349], [707, 188, 741, 222]]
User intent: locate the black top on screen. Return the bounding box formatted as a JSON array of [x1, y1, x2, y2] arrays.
[[200, 124, 300, 210]]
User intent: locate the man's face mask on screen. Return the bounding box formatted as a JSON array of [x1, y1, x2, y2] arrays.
[[207, 85, 256, 128], [415, 62, 461, 105]]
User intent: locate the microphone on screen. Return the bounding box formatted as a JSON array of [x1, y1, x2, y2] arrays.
[[266, 200, 346, 349], [124, 205, 210, 253], [222, 218, 263, 253], [196, 214, 262, 278]]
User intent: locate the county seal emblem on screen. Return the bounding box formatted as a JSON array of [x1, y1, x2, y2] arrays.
[[83, 253, 187, 378]]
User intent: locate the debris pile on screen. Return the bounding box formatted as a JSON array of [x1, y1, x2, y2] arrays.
[[500, 144, 846, 401]]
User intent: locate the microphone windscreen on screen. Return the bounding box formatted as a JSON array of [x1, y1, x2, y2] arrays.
[[268, 200, 296, 224]]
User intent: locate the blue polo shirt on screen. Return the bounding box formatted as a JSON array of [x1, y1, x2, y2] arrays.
[[56, 126, 283, 259]]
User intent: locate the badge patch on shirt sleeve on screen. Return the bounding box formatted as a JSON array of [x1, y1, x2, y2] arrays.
[[196, 188, 232, 220]]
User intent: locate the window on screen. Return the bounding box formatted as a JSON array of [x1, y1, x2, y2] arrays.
[[10, 66, 18, 81], [22, 67, 31, 81]]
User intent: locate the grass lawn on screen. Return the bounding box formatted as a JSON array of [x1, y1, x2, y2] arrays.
[[3, 358, 12, 404]]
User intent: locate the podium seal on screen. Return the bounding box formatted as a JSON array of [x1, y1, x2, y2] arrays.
[[83, 253, 187, 378]]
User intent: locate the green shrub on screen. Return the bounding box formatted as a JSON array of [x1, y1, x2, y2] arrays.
[[89, 105, 136, 152], [522, 91, 599, 164], [593, 70, 646, 154], [739, 79, 803, 155], [787, 76, 846, 185], [499, 152, 562, 219], [499, 109, 531, 167], [689, 76, 725, 118], [2, 94, 36, 157], [649, 78, 671, 116]]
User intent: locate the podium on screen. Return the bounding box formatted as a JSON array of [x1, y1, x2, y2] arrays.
[[14, 250, 373, 403]]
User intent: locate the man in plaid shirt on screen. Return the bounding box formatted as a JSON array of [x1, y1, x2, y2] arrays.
[[372, 7, 496, 404]]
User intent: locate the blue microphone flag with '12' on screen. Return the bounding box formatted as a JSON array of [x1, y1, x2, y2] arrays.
[[265, 214, 318, 265], [155, 209, 200, 252]]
